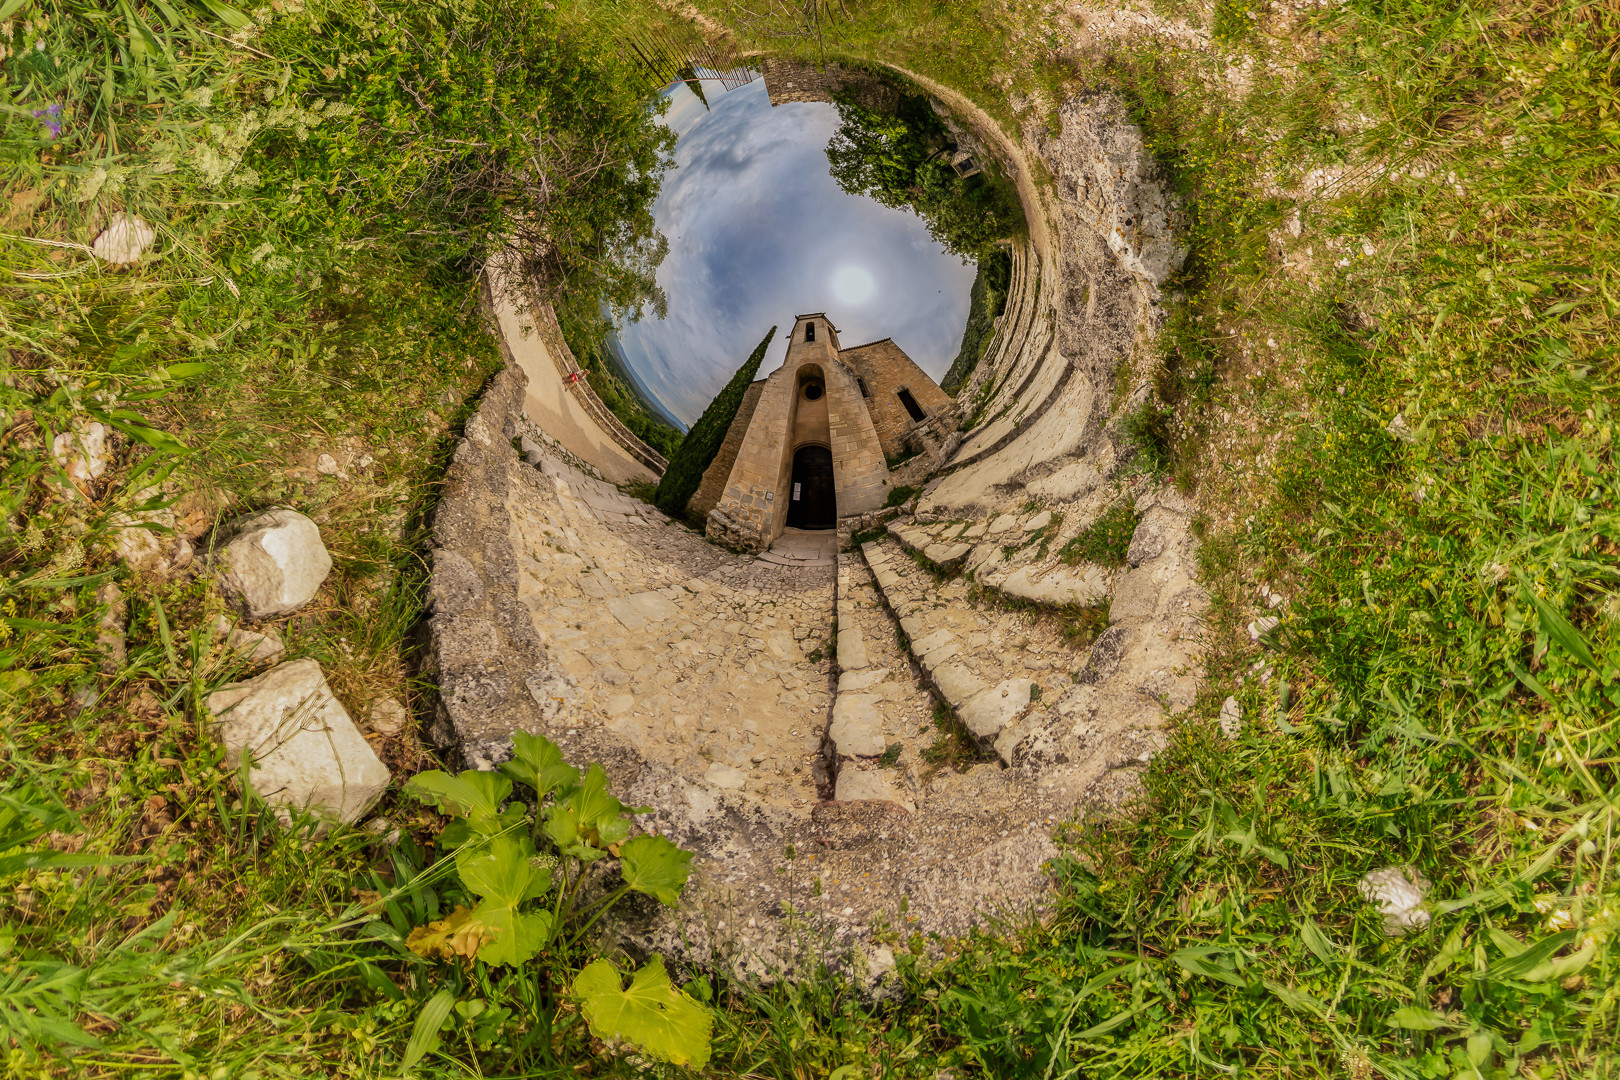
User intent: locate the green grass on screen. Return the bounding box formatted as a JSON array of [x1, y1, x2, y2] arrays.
[[1060, 500, 1140, 568], [5, 0, 1618, 1076], [884, 484, 922, 508]]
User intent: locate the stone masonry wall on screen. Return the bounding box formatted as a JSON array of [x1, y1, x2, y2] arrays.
[[762, 58, 900, 113], [839, 339, 960, 460], [690, 380, 764, 521]]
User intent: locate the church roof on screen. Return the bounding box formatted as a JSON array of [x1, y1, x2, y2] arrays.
[[839, 337, 896, 352]]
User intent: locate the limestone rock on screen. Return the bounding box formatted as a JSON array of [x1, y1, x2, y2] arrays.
[[217, 509, 333, 618], [367, 698, 408, 736], [430, 548, 485, 615], [316, 453, 341, 475], [1357, 866, 1431, 935], [91, 212, 156, 266], [958, 678, 1032, 739], [1218, 696, 1242, 739], [211, 614, 285, 665], [1022, 510, 1052, 533], [206, 658, 389, 825], [704, 762, 747, 790], [835, 768, 913, 811], [1248, 616, 1281, 643], [1001, 565, 1109, 607], [110, 509, 191, 578], [829, 694, 886, 757], [51, 421, 108, 491]]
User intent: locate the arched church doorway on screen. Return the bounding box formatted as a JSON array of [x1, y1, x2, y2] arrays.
[[786, 444, 835, 529]]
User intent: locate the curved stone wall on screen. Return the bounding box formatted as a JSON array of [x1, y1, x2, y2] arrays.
[[428, 80, 1204, 982]]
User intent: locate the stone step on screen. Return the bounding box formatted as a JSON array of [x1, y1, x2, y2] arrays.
[[824, 548, 941, 811], [863, 491, 1208, 796]]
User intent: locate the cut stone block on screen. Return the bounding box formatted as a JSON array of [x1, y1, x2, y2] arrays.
[[836, 625, 870, 671], [218, 509, 333, 619], [930, 662, 987, 705], [835, 768, 914, 811], [206, 658, 389, 825], [922, 542, 972, 570], [1001, 565, 1110, 607], [829, 694, 886, 757], [837, 668, 891, 692], [958, 678, 1033, 739]]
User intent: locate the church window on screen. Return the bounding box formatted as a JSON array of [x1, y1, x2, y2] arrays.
[[897, 388, 926, 422], [857, 377, 869, 398], [805, 322, 815, 342]]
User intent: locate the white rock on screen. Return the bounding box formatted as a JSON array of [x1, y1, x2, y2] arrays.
[[364, 816, 402, 846], [1248, 616, 1280, 643], [211, 614, 285, 664], [217, 509, 333, 618], [829, 694, 886, 757], [958, 679, 1033, 739], [1357, 866, 1431, 935], [835, 768, 913, 811], [51, 421, 108, 490], [91, 212, 156, 266], [316, 453, 340, 475], [704, 762, 747, 790], [366, 698, 407, 736], [1218, 696, 1242, 739], [206, 658, 389, 825], [1022, 510, 1053, 533]]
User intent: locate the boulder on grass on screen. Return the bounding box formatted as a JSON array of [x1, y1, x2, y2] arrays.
[[217, 509, 332, 618], [206, 658, 389, 825]]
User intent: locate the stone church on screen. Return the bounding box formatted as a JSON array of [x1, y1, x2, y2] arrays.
[[695, 313, 959, 551]]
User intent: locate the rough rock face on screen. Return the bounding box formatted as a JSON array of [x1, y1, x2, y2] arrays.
[[205, 658, 390, 824], [217, 509, 333, 618]]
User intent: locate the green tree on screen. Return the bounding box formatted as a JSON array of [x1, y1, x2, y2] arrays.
[[825, 91, 1023, 260], [653, 327, 776, 519]]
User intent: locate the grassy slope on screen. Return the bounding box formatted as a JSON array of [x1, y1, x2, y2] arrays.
[[2, 0, 1616, 1076], [690, 1, 1619, 1077]]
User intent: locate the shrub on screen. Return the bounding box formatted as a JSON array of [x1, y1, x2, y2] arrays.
[[1059, 500, 1140, 567], [653, 327, 775, 518]]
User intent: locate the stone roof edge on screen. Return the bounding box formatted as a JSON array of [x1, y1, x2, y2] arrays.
[[839, 337, 897, 353]]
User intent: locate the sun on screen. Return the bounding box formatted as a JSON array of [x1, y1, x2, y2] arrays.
[[832, 264, 876, 305]]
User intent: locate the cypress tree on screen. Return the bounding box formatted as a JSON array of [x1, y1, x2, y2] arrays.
[[654, 326, 776, 518]]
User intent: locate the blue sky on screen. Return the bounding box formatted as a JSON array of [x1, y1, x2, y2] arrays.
[[613, 74, 979, 428]]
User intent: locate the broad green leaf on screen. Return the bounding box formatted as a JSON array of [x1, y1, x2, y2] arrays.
[[1487, 929, 1578, 980], [1169, 947, 1245, 987], [1300, 917, 1340, 966], [163, 362, 213, 380], [573, 956, 712, 1069], [438, 802, 528, 850], [1485, 926, 1526, 958], [618, 834, 693, 907], [499, 730, 579, 799], [1264, 980, 1327, 1018], [1387, 1006, 1456, 1030], [403, 770, 511, 820], [1519, 574, 1602, 674], [1521, 940, 1594, 983], [402, 989, 455, 1071], [545, 764, 630, 861], [1070, 1005, 1143, 1040], [455, 834, 555, 966]]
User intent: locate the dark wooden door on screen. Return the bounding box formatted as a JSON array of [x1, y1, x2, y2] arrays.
[[786, 445, 836, 529]]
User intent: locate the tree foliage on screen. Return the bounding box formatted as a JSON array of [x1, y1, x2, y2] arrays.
[[942, 247, 1012, 393], [653, 326, 776, 519], [825, 91, 1023, 260]]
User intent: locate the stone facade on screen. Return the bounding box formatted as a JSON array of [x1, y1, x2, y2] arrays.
[[705, 314, 957, 552], [839, 338, 961, 463], [761, 58, 900, 114], [690, 380, 764, 521]]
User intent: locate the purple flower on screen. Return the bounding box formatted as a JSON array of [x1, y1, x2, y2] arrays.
[[31, 103, 62, 139]]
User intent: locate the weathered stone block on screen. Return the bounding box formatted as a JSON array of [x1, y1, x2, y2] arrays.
[[958, 678, 1033, 739], [829, 694, 886, 757], [206, 658, 389, 825]]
